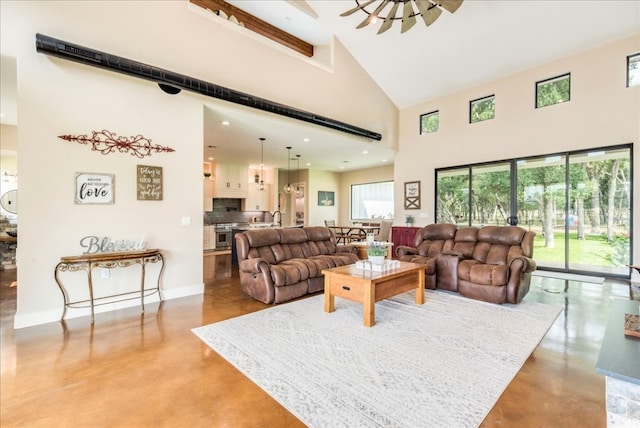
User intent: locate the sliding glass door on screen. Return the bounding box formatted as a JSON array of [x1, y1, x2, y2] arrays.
[[516, 155, 567, 270], [435, 144, 633, 278]]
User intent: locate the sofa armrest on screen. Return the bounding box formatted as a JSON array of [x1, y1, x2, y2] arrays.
[[441, 250, 463, 258], [336, 245, 357, 254], [509, 256, 537, 273], [239, 258, 270, 274], [396, 245, 417, 257]]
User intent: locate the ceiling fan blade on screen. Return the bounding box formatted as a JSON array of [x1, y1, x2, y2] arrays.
[[356, 0, 390, 29], [340, 0, 377, 17], [401, 1, 417, 33], [439, 0, 464, 14], [377, 1, 400, 34], [415, 0, 442, 26]]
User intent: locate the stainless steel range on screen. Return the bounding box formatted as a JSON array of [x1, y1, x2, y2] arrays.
[[214, 222, 249, 249]]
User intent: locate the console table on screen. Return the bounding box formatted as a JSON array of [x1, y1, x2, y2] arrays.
[[54, 249, 164, 323]]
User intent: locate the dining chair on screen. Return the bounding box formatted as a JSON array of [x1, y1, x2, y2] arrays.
[[324, 220, 349, 244], [374, 220, 393, 242]]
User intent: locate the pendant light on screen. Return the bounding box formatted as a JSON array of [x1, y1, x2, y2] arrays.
[[295, 154, 302, 196], [283, 146, 294, 194], [258, 137, 265, 191]]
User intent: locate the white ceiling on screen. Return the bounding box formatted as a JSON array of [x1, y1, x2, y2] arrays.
[[2, 1, 639, 171]]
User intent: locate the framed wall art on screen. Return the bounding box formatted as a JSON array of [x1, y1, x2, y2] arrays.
[[75, 172, 114, 205], [318, 191, 335, 206], [404, 181, 420, 209], [137, 165, 163, 201]]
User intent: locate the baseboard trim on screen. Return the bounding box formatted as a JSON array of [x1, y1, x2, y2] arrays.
[[13, 282, 204, 329]]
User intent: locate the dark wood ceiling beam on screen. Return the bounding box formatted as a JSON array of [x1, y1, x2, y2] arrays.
[[190, 0, 314, 57]]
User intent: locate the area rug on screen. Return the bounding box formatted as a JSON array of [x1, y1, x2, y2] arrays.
[[193, 290, 561, 428]]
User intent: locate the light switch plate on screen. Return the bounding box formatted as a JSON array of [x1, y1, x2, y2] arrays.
[[181, 216, 192, 226]]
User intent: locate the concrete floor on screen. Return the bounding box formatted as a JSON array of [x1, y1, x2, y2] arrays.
[[0, 254, 634, 427]]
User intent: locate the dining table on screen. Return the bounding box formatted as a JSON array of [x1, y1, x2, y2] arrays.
[[328, 225, 381, 244]]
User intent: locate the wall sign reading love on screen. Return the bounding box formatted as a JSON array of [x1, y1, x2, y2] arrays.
[[75, 172, 114, 205]]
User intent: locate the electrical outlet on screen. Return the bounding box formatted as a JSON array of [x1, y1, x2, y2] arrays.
[[101, 268, 110, 279]]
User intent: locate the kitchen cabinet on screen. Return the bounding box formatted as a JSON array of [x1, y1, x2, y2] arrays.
[[244, 184, 270, 211], [391, 226, 420, 250], [203, 225, 216, 251], [203, 178, 214, 212], [214, 163, 248, 198]]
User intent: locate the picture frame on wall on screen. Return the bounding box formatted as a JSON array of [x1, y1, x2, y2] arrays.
[[404, 181, 420, 209], [75, 172, 114, 205], [318, 191, 335, 206]]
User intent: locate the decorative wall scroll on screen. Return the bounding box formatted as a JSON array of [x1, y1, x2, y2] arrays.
[[137, 165, 163, 201], [404, 181, 420, 209], [58, 130, 175, 158], [75, 172, 114, 205], [318, 191, 335, 206]]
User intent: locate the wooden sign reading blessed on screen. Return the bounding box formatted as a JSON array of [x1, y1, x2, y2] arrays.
[[137, 165, 163, 201]]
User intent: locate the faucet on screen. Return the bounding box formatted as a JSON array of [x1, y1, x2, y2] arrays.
[[272, 211, 282, 227]]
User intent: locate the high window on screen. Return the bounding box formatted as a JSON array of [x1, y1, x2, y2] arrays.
[[420, 110, 439, 134], [627, 53, 640, 87], [536, 73, 570, 108], [469, 95, 495, 123], [351, 181, 394, 220]]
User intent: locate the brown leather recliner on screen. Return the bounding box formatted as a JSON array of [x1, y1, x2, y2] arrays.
[[395, 223, 457, 289], [455, 226, 536, 304], [397, 224, 536, 304], [235, 226, 359, 304]]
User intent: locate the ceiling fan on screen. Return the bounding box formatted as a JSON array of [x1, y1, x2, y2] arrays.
[[340, 0, 464, 35]]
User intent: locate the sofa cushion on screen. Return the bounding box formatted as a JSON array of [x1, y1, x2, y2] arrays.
[[304, 226, 338, 256], [414, 224, 457, 257], [271, 258, 312, 286], [458, 259, 509, 286]]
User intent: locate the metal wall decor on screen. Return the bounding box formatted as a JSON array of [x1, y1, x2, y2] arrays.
[[58, 130, 175, 158]]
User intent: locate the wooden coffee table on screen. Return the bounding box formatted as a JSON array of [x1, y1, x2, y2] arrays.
[[322, 261, 425, 327]]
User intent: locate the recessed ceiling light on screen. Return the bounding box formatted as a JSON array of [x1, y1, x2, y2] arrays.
[[303, 138, 310, 142], [0, 113, 5, 118], [381, 159, 387, 162], [362, 150, 368, 154], [340, 166, 345, 170], [306, 162, 311, 166], [221, 120, 230, 126]]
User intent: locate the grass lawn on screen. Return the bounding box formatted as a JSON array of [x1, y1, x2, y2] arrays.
[[533, 232, 629, 267]]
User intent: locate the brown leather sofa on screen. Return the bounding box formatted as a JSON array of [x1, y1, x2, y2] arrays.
[[396, 224, 536, 304], [235, 226, 359, 304]]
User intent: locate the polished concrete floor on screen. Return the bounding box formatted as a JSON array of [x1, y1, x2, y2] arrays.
[[0, 254, 634, 427]]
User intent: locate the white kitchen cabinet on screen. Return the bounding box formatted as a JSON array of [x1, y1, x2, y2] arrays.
[[244, 183, 271, 211], [203, 178, 214, 211], [214, 163, 248, 198], [203, 225, 216, 251]]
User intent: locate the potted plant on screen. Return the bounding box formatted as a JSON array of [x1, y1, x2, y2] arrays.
[[405, 214, 414, 227], [367, 241, 387, 265]]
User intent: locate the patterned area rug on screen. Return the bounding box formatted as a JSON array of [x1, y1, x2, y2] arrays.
[[193, 290, 561, 428]]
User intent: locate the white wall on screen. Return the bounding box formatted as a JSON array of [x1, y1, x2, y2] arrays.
[[0, 1, 398, 327], [396, 36, 640, 264]]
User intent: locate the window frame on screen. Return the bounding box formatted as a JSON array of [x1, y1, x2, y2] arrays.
[[535, 73, 571, 108], [469, 94, 495, 124], [419, 110, 440, 134], [350, 180, 394, 221], [627, 53, 640, 88]]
